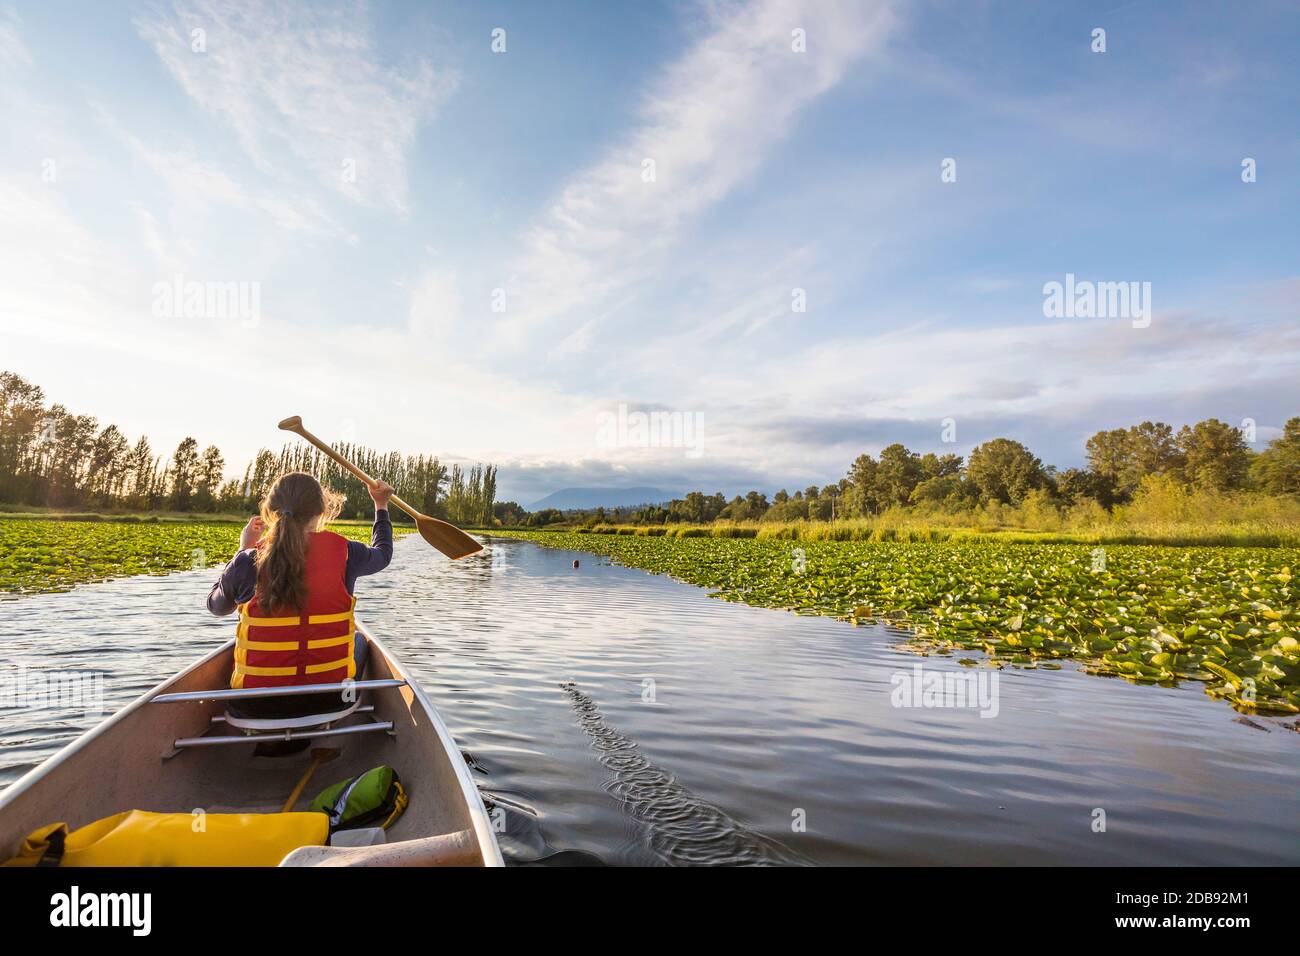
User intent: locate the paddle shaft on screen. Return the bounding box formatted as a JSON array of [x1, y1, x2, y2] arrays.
[[278, 413, 481, 559], [281, 748, 339, 812], [286, 422, 423, 521]]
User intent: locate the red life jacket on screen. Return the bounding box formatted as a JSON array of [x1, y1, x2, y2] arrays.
[[232, 531, 356, 689]]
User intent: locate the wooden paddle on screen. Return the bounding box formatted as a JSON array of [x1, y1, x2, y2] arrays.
[[278, 415, 483, 560]]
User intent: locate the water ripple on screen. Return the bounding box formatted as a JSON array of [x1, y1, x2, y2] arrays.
[[560, 679, 810, 866]]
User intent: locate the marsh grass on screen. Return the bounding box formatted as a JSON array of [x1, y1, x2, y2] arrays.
[[504, 486, 1300, 548], [554, 520, 1299, 547]]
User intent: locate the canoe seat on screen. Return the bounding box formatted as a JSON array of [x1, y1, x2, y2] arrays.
[[151, 679, 408, 751], [222, 696, 364, 732]]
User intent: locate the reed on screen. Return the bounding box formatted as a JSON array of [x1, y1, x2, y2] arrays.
[[549, 518, 1300, 547]]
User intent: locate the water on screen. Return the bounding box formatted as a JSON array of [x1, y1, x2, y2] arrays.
[[3, 535, 1298, 865]]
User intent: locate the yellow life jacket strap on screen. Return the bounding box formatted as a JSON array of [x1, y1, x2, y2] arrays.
[[233, 598, 356, 687]]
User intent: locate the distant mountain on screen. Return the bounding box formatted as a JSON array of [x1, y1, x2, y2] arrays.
[[530, 486, 676, 512]]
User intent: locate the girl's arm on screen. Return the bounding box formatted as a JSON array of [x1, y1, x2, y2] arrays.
[[345, 482, 395, 588], [208, 549, 257, 615], [207, 516, 262, 615]]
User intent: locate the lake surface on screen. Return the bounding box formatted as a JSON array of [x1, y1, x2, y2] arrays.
[[3, 534, 1298, 865]]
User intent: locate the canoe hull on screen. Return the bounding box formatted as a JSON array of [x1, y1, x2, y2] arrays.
[[0, 619, 503, 866]]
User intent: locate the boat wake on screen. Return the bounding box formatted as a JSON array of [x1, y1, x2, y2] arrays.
[[560, 680, 810, 866]]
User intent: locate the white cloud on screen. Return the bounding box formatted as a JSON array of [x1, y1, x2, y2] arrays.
[[0, 174, 605, 474], [0, 179, 129, 315], [0, 5, 29, 70], [493, 0, 900, 349], [135, 0, 457, 214], [102, 112, 347, 237], [131, 205, 183, 273], [407, 269, 462, 341], [711, 311, 1300, 440]]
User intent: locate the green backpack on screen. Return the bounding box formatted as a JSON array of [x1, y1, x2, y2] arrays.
[[308, 766, 408, 832]]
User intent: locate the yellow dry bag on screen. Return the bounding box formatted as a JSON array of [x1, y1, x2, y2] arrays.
[[3, 810, 328, 867]]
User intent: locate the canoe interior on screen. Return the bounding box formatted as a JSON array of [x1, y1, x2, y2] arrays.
[[0, 633, 498, 865]]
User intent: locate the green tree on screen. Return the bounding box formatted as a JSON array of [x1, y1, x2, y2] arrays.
[[909, 475, 971, 507], [481, 465, 498, 524], [919, 452, 962, 479], [445, 464, 466, 524], [1085, 428, 1129, 497], [874, 444, 923, 507], [1125, 421, 1183, 488], [844, 453, 880, 516], [527, 508, 564, 527], [410, 455, 447, 518], [720, 494, 748, 520], [965, 438, 1048, 505], [168, 437, 201, 510], [1251, 417, 1300, 495], [494, 500, 527, 525], [126, 436, 156, 509], [1177, 418, 1249, 491], [0, 371, 46, 502], [87, 424, 129, 506], [1086, 421, 1186, 502], [194, 445, 225, 511], [1053, 467, 1110, 506], [43, 408, 98, 506], [466, 465, 483, 524]]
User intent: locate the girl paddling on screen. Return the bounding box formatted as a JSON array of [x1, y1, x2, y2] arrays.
[[207, 472, 394, 709]]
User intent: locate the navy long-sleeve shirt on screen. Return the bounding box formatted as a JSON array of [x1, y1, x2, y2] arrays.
[[206, 509, 393, 616]]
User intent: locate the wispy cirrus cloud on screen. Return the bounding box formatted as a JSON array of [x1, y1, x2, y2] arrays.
[[98, 108, 350, 239], [488, 0, 900, 352], [135, 0, 457, 214], [0, 5, 29, 70]]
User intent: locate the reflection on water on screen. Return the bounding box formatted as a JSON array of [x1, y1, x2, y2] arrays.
[[3, 534, 1299, 865]]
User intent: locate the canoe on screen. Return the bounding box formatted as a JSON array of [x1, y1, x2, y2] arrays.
[[0, 617, 503, 867]]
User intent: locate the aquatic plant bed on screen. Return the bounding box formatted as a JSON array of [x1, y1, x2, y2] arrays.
[[0, 519, 411, 595], [489, 530, 1300, 715]]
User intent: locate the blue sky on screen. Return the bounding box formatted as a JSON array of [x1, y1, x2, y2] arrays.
[[1, 0, 1297, 506]]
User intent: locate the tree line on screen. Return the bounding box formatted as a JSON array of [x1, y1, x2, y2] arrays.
[[542, 417, 1300, 526], [0, 370, 497, 525]]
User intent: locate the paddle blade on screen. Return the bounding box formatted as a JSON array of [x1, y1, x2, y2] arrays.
[[278, 415, 304, 432], [415, 514, 483, 560]]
